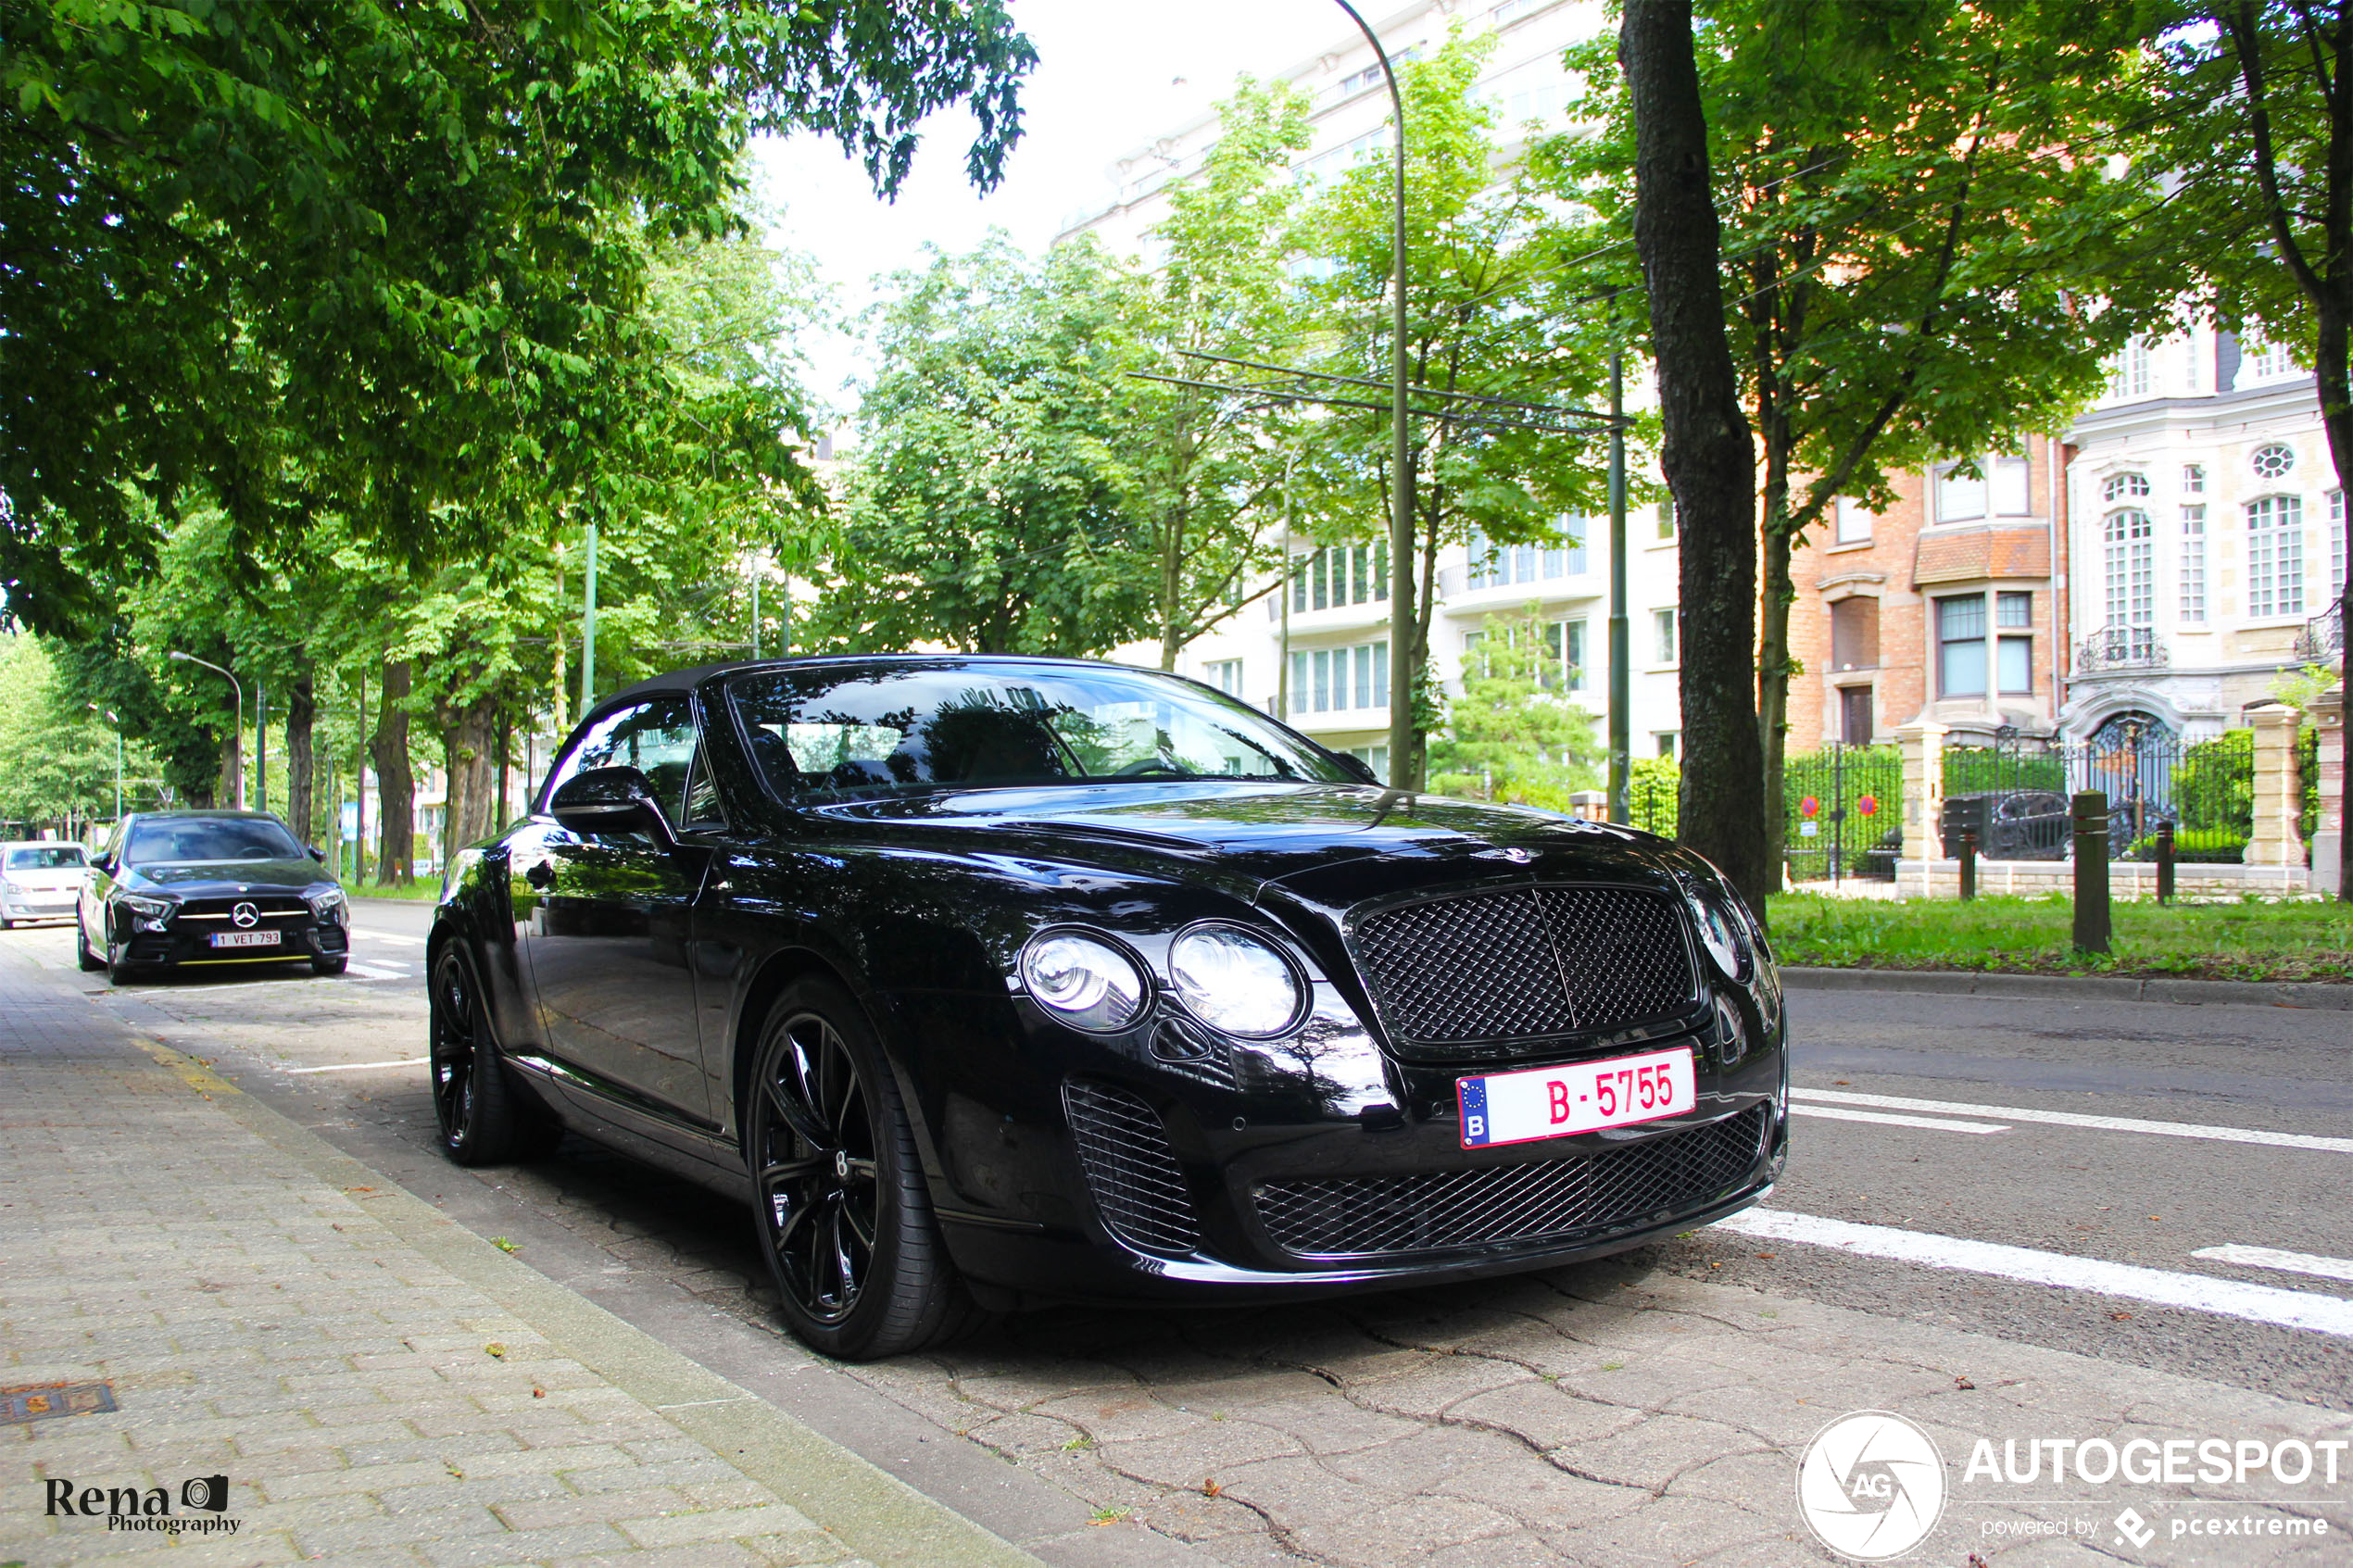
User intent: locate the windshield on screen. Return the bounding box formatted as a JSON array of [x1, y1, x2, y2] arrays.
[[124, 817, 305, 866], [6, 846, 87, 872], [729, 661, 1351, 800]]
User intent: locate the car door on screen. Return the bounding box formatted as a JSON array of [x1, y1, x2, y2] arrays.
[[515, 696, 711, 1125]]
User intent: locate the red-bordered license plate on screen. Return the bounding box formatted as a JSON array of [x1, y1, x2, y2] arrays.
[[1458, 1045, 1696, 1149]]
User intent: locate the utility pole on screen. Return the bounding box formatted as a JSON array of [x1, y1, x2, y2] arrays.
[[168, 651, 245, 810], [749, 566, 761, 659], [1608, 341, 1631, 824], [1333, 0, 1415, 792], [580, 522, 599, 723], [256, 682, 268, 815], [86, 705, 122, 822]]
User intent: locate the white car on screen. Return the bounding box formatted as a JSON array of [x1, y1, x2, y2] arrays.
[[1, 841, 91, 929]]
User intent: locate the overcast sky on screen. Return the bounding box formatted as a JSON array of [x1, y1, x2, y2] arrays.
[[751, 0, 1352, 411]]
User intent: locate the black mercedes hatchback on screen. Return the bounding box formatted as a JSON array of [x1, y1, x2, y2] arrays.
[[427, 656, 1787, 1359], [79, 810, 350, 983]]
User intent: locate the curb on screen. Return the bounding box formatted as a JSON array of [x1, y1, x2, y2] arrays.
[[126, 1035, 1049, 1568], [1782, 965, 2353, 1010]]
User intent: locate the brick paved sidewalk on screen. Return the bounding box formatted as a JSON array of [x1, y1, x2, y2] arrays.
[[0, 954, 1039, 1568]]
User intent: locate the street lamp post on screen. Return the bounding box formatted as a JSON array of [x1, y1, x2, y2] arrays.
[[86, 704, 122, 823], [1330, 0, 1414, 791], [168, 651, 246, 810]]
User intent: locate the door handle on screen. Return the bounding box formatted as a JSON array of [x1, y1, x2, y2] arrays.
[[524, 862, 554, 889]]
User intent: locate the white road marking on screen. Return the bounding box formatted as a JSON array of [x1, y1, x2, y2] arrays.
[[1790, 1086, 2353, 1154], [352, 931, 428, 947], [1719, 1209, 2353, 1338], [283, 1058, 429, 1075], [2192, 1244, 2353, 1286], [345, 962, 412, 981], [1789, 1104, 2008, 1135]]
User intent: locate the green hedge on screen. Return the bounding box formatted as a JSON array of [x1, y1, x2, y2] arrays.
[[2171, 730, 2253, 834], [2123, 826, 2246, 863]]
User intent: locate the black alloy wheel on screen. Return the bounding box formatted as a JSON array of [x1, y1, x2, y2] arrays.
[[749, 980, 983, 1360], [429, 947, 560, 1166]]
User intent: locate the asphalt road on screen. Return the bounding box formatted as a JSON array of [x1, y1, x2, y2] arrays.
[[5, 908, 2347, 1563]]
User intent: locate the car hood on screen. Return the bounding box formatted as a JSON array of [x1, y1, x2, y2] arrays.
[[806, 781, 1682, 907], [122, 859, 330, 897]]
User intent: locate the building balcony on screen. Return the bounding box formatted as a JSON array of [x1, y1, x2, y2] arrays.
[[2076, 624, 2168, 673], [2296, 603, 2345, 665]]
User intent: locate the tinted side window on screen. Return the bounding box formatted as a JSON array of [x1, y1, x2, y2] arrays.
[[681, 748, 726, 829], [543, 698, 698, 818]]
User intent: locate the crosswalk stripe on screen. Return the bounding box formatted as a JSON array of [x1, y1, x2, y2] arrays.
[[1789, 1104, 2008, 1135], [2191, 1244, 2353, 1286], [1790, 1087, 2353, 1154]]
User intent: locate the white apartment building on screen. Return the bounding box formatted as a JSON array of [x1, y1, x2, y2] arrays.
[[2062, 326, 2349, 746], [1064, 0, 1688, 768]]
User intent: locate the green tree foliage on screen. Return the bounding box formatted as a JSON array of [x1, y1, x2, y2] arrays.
[[0, 633, 154, 830], [1128, 78, 1315, 669], [810, 237, 1153, 657], [1547, 0, 2166, 880], [1, 0, 1033, 628], [1296, 31, 1614, 784], [1428, 610, 1601, 809]]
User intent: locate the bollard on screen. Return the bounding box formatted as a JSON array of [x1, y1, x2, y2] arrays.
[[2156, 819, 2175, 906], [1958, 830, 1978, 902], [2072, 791, 2110, 954]]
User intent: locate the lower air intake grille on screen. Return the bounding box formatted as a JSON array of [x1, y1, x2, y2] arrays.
[[1063, 1080, 1200, 1258], [1352, 884, 1695, 1051], [1252, 1104, 1769, 1258]]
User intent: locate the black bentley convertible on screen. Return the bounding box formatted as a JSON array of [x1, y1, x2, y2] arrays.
[[426, 656, 1786, 1359]]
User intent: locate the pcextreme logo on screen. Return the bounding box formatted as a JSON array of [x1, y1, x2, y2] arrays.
[[1796, 1411, 1947, 1562]]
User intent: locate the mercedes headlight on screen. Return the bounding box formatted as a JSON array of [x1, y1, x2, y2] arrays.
[[1169, 925, 1305, 1037], [1679, 875, 1750, 982], [1020, 932, 1149, 1032], [120, 892, 174, 921], [306, 886, 347, 923]]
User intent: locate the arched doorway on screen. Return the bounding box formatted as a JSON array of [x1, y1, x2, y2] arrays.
[[2080, 710, 2177, 844]]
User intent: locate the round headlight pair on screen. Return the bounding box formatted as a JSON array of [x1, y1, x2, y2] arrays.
[[1020, 925, 1305, 1037]]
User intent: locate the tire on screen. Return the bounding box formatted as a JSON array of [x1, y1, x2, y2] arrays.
[[429, 946, 563, 1166], [75, 922, 106, 972], [747, 979, 985, 1361], [105, 943, 145, 985], [312, 956, 349, 976]]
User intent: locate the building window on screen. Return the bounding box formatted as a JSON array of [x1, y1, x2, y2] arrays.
[[1653, 608, 1678, 665], [1541, 618, 1590, 692], [1839, 686, 1873, 745], [1655, 732, 1679, 759], [1992, 454, 2031, 515], [1563, 536, 1589, 575], [2181, 507, 2207, 622], [2333, 491, 2347, 602], [2183, 463, 2206, 494], [1656, 497, 1676, 540], [2108, 337, 2152, 399], [1834, 497, 1873, 544], [2246, 495, 2306, 618], [1938, 464, 1986, 521], [1290, 642, 1388, 714], [1291, 543, 1387, 612], [1829, 596, 1880, 671], [1466, 528, 1568, 591], [1936, 594, 1987, 697], [2102, 509, 2154, 627], [2100, 471, 2150, 505], [2251, 443, 2296, 481], [1346, 744, 1390, 778], [1995, 592, 2033, 695], [1205, 659, 1242, 696], [2246, 338, 2296, 381]]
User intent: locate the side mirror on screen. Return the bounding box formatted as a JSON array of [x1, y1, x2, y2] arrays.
[[93, 855, 115, 877], [1328, 750, 1380, 786], [550, 766, 679, 851], [308, 845, 326, 862]]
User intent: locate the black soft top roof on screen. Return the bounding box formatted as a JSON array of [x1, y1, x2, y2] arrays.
[[592, 654, 1127, 712]]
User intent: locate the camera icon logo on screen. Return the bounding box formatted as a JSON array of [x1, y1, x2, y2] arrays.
[[180, 1475, 229, 1513]]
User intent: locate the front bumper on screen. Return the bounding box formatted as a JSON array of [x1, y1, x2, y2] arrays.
[[1, 894, 80, 922], [114, 911, 348, 967]]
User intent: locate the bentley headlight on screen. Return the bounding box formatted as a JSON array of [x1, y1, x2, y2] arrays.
[[1170, 925, 1305, 1037], [306, 886, 347, 923], [1679, 875, 1750, 982], [1020, 932, 1149, 1032]]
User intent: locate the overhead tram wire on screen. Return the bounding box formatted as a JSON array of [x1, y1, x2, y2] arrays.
[[1129, 352, 1626, 440]]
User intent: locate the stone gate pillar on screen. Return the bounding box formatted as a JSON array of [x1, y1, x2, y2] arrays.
[[2245, 703, 2305, 870], [2309, 689, 2344, 895], [1896, 721, 1946, 870]]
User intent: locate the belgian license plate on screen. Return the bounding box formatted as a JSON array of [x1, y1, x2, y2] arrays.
[[208, 930, 281, 949], [1459, 1046, 1696, 1149]]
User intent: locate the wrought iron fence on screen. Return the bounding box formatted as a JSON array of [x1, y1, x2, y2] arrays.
[[1782, 744, 1904, 886], [2296, 602, 2345, 664], [2077, 624, 2169, 672], [1938, 723, 2252, 862]]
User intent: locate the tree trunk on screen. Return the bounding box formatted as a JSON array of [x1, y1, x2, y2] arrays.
[[285, 671, 316, 848], [439, 695, 501, 858], [371, 660, 415, 886], [1757, 492, 1795, 890], [1623, 0, 1771, 916], [216, 730, 241, 812], [2312, 305, 2353, 901]]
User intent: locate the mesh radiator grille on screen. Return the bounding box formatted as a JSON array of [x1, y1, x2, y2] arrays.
[[1253, 1104, 1769, 1258], [1062, 1080, 1200, 1258], [1352, 884, 1694, 1047]]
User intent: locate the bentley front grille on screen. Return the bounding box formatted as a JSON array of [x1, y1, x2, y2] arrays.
[[1062, 1079, 1201, 1259], [1252, 1103, 1769, 1259], [1352, 884, 1695, 1050]]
